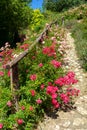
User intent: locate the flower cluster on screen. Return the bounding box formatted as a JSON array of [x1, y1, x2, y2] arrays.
[[60, 93, 69, 104], [17, 119, 24, 125], [38, 63, 43, 67], [42, 45, 56, 57], [46, 85, 60, 108], [55, 71, 78, 86], [0, 123, 3, 129], [7, 101, 12, 107], [51, 60, 61, 68], [46, 85, 58, 95], [30, 74, 37, 81], [36, 99, 42, 104], [67, 87, 80, 96], [0, 49, 13, 65], [40, 84, 45, 90], [20, 43, 29, 50], [21, 106, 25, 110], [0, 71, 4, 76], [30, 89, 36, 96]]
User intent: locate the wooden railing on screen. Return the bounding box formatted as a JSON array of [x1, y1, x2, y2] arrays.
[[6, 20, 58, 112]]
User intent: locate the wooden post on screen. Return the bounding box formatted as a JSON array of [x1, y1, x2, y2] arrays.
[[10, 63, 19, 112], [62, 16, 64, 26], [46, 29, 49, 36]]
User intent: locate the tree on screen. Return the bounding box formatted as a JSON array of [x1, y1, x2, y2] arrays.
[[0, 0, 32, 47], [43, 0, 86, 12]]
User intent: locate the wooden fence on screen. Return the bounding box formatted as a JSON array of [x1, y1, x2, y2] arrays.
[[6, 20, 58, 113]]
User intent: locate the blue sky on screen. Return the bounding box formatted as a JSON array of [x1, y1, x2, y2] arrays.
[[31, 0, 43, 9]]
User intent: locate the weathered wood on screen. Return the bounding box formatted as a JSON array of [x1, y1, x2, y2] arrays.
[[6, 49, 29, 69], [10, 63, 19, 112], [6, 20, 58, 68], [6, 22, 54, 69]]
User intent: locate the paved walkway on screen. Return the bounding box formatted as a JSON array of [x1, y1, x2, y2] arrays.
[[37, 31, 87, 130]]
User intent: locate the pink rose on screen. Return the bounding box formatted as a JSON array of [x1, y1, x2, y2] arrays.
[[38, 63, 43, 67], [40, 84, 45, 90], [0, 71, 4, 76], [21, 106, 25, 110], [7, 70, 10, 77], [30, 90, 36, 96], [29, 106, 33, 111], [30, 74, 37, 81], [36, 99, 42, 104], [17, 119, 24, 125], [52, 93, 57, 99], [0, 123, 3, 129], [7, 101, 12, 107], [51, 60, 61, 68]]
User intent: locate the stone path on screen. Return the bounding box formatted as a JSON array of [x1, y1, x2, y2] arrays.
[[37, 32, 87, 130]]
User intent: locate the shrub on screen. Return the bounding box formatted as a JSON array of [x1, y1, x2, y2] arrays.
[[30, 9, 44, 32], [0, 24, 79, 129]]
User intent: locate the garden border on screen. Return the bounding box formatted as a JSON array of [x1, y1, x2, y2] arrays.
[[5, 20, 58, 113]]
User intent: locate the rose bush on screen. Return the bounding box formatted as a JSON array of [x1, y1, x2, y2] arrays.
[[0, 25, 79, 129]]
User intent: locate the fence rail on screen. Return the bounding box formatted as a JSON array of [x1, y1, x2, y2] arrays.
[[6, 21, 57, 69]]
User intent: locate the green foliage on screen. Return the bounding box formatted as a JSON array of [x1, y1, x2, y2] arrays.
[[0, 0, 32, 47], [61, 4, 87, 71], [43, 0, 86, 12], [30, 9, 44, 32]]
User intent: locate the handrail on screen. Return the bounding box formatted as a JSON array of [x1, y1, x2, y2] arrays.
[[6, 20, 57, 69]]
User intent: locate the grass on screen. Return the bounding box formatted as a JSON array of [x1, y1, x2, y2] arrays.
[[62, 4, 87, 71], [71, 21, 87, 70]]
